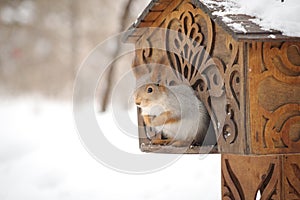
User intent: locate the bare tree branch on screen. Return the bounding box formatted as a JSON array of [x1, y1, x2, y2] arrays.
[[100, 0, 134, 112]]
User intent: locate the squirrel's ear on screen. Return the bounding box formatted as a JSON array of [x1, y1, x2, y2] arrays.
[[156, 80, 161, 87]]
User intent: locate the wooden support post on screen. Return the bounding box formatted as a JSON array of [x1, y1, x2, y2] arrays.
[[222, 154, 300, 199], [124, 1, 300, 199]]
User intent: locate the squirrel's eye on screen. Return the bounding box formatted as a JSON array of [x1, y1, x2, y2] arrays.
[[147, 87, 153, 93]]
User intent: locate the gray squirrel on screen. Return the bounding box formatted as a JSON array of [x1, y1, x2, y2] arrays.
[[133, 82, 210, 147]]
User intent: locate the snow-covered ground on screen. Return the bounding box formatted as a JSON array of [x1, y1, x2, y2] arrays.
[[0, 96, 220, 200]]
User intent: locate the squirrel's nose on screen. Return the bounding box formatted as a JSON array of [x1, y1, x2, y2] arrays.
[[135, 97, 141, 106], [135, 100, 141, 106]]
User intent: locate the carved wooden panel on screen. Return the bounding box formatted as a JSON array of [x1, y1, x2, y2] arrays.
[[248, 42, 300, 154], [130, 0, 300, 154], [283, 155, 300, 199], [162, 1, 248, 154], [163, 1, 223, 148], [222, 154, 281, 200], [132, 0, 248, 153], [214, 27, 246, 154], [222, 154, 300, 200]]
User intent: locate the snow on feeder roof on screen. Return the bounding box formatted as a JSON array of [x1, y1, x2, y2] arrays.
[[124, 0, 300, 43]]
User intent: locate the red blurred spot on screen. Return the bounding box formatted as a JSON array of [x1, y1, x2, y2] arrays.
[[11, 48, 22, 59]]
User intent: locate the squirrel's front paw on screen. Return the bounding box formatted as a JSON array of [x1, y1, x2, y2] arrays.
[[169, 140, 191, 147], [143, 115, 155, 126], [150, 132, 172, 145]]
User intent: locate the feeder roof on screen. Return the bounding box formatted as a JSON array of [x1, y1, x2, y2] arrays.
[[124, 0, 300, 43]]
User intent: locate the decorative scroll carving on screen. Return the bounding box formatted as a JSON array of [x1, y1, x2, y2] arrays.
[[263, 42, 300, 79], [132, 1, 230, 151], [164, 2, 216, 92], [133, 37, 153, 79], [222, 154, 281, 200], [133, 32, 171, 80], [164, 2, 226, 142], [283, 155, 300, 199], [255, 164, 278, 199], [249, 42, 300, 154], [131, 0, 299, 156], [222, 104, 237, 144], [222, 159, 245, 200], [221, 37, 243, 148], [161, 1, 246, 152], [134, 1, 250, 153]]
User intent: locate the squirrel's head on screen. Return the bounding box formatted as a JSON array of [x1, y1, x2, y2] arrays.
[[133, 83, 167, 108]]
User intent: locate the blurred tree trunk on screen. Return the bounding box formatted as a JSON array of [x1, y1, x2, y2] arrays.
[[71, 0, 79, 81], [100, 0, 134, 112]]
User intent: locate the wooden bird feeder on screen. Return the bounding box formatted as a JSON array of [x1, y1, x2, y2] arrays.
[[123, 0, 300, 198]]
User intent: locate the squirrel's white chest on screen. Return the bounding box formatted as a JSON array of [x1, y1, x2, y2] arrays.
[[141, 104, 166, 116]]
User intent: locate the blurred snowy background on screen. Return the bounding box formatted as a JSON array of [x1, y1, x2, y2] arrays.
[[1, 0, 299, 199], [0, 0, 221, 200]]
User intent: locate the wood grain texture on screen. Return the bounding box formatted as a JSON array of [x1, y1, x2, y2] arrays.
[[132, 0, 250, 153], [130, 0, 300, 154], [128, 0, 300, 199], [248, 42, 300, 154], [222, 154, 281, 200], [283, 155, 300, 199], [222, 154, 300, 200], [125, 0, 300, 43]]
